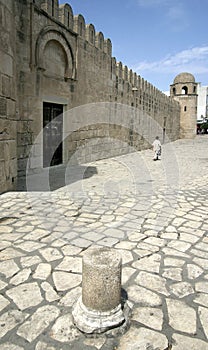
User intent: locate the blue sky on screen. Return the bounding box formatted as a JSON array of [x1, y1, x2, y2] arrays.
[[59, 0, 208, 92]]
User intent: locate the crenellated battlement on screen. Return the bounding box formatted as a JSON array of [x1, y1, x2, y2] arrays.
[[35, 1, 111, 53], [33, 0, 173, 95]]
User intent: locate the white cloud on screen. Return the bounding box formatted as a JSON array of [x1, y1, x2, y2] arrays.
[[133, 46, 208, 75]]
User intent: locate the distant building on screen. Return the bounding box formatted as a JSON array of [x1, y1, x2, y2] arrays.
[[197, 84, 208, 121]]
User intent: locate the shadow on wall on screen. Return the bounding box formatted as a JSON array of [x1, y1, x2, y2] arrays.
[[16, 165, 98, 192]]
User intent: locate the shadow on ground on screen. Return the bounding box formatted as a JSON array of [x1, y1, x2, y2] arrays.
[[16, 164, 98, 191]]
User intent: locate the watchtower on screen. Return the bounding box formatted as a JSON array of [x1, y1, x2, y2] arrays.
[[170, 72, 198, 138]]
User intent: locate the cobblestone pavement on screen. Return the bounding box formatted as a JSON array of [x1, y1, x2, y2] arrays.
[[1, 135, 208, 349]]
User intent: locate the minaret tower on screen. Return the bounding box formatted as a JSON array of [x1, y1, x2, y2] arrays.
[[170, 72, 198, 138]]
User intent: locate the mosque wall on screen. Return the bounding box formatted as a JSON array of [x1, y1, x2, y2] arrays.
[[0, 0, 181, 193]]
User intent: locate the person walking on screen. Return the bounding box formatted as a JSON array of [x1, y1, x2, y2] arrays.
[[152, 136, 162, 161]]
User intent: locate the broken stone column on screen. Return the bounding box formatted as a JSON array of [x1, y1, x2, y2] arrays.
[[72, 246, 125, 333]]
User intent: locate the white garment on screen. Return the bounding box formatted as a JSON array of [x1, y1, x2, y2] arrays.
[[152, 139, 161, 160], [152, 139, 161, 152]]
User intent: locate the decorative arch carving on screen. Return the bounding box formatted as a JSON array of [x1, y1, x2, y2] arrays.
[[35, 27, 75, 79]]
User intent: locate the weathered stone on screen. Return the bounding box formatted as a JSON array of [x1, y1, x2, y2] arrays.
[[20, 255, 42, 267], [0, 259, 19, 278], [166, 299, 196, 334], [0, 343, 24, 350], [118, 327, 168, 350], [0, 280, 7, 290], [61, 244, 82, 256], [162, 247, 189, 258], [115, 241, 137, 250], [193, 257, 208, 269], [41, 282, 60, 302], [16, 241, 45, 252], [122, 267, 136, 285], [170, 282, 194, 298], [172, 333, 208, 350], [132, 306, 163, 331], [127, 285, 162, 306], [167, 240, 191, 252], [164, 257, 185, 267], [33, 263, 51, 280], [50, 314, 80, 343], [198, 306, 208, 339], [6, 282, 43, 310], [97, 237, 120, 246], [195, 281, 208, 293], [135, 271, 169, 296], [162, 267, 182, 281], [143, 236, 166, 247], [187, 263, 203, 279], [0, 248, 25, 261], [53, 271, 81, 291], [84, 337, 106, 350], [10, 268, 31, 285], [55, 256, 82, 273], [39, 248, 63, 261], [0, 241, 12, 250], [0, 310, 29, 338], [194, 293, 208, 307], [0, 295, 10, 312], [17, 305, 60, 342], [71, 237, 92, 248], [59, 286, 82, 307], [132, 253, 161, 273], [115, 249, 134, 264], [136, 242, 160, 253], [35, 342, 57, 350]]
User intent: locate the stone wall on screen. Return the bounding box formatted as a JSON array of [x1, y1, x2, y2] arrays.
[[0, 0, 181, 192], [0, 0, 17, 192]]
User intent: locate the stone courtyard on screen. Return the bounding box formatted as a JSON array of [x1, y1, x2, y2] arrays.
[[0, 135, 208, 349]]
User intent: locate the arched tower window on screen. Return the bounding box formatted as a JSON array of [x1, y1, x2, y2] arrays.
[[182, 86, 188, 95], [184, 106, 187, 111], [173, 87, 176, 95], [193, 86, 196, 93]]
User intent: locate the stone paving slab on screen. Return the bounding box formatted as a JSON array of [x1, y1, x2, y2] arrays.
[[0, 136, 208, 349]]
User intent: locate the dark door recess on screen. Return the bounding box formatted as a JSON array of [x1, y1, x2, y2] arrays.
[[43, 102, 63, 167]]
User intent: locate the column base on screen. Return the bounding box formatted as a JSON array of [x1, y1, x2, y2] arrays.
[[72, 297, 125, 334]]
